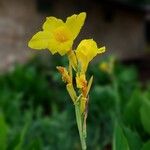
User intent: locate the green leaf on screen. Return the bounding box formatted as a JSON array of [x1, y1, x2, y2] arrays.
[[15, 122, 29, 150], [0, 113, 8, 150], [27, 138, 42, 150], [141, 141, 150, 150], [140, 99, 150, 134], [124, 127, 142, 150], [124, 89, 142, 128], [113, 123, 129, 150], [86, 76, 93, 96]]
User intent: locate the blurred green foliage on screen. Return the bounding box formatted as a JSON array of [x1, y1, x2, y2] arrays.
[[0, 55, 150, 150]]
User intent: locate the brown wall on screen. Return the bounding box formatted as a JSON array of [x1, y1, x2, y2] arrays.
[[0, 0, 42, 70], [51, 1, 147, 59], [0, 0, 148, 70]]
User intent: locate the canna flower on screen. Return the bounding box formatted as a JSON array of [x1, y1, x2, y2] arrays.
[[28, 12, 86, 56], [28, 12, 106, 150], [76, 74, 87, 89], [76, 74, 88, 98], [76, 74, 93, 98], [76, 39, 106, 73]]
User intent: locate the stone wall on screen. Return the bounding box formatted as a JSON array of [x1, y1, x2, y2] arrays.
[[0, 0, 43, 70]]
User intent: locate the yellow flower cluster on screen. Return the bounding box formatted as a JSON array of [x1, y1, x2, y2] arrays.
[[28, 12, 106, 113], [28, 12, 106, 150]]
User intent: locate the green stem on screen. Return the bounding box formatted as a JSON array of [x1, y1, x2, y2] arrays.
[[75, 104, 87, 150]]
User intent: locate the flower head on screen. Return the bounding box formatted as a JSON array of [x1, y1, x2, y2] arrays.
[[76, 39, 105, 73], [28, 12, 86, 56], [76, 74, 87, 89], [56, 66, 71, 83]]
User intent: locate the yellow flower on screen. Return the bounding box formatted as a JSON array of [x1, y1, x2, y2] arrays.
[[76, 74, 88, 97], [76, 39, 106, 73], [76, 74, 87, 89], [28, 12, 86, 56]]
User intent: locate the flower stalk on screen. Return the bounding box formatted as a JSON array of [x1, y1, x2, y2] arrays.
[[75, 100, 87, 150]]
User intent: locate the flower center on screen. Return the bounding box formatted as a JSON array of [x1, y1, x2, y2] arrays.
[[53, 26, 71, 43]]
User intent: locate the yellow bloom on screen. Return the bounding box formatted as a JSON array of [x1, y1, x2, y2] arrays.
[[76, 74, 87, 89], [76, 74, 88, 97], [28, 12, 86, 56], [76, 39, 106, 73]]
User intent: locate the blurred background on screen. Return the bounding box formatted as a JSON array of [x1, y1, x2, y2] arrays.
[[0, 0, 150, 150]]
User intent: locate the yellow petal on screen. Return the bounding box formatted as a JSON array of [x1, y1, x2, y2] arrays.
[[68, 50, 78, 70], [76, 74, 87, 89], [76, 39, 97, 61], [48, 39, 73, 55], [42, 17, 64, 31], [28, 31, 50, 49], [98, 46, 106, 54], [57, 40, 73, 56], [66, 12, 86, 39], [53, 25, 73, 43], [47, 25, 73, 55], [76, 39, 97, 72], [47, 39, 58, 54]]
